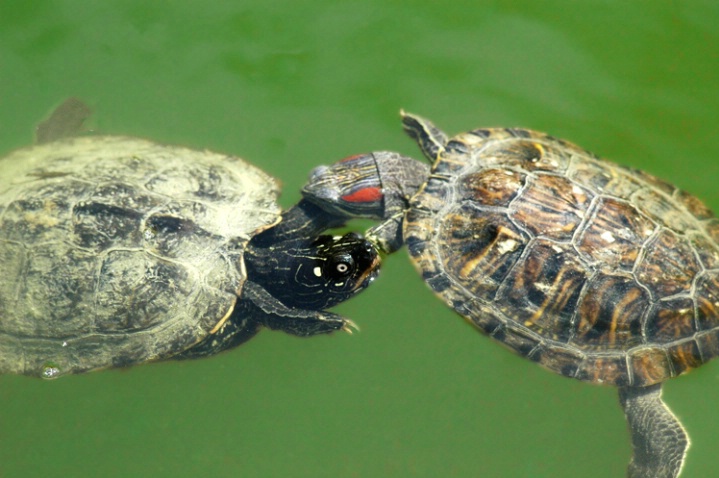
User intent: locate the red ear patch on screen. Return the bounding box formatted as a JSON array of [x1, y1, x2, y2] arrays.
[[341, 187, 383, 203], [340, 153, 368, 163]]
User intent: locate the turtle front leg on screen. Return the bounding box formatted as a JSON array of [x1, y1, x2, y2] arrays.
[[619, 385, 689, 478], [366, 213, 405, 254], [242, 281, 357, 336]]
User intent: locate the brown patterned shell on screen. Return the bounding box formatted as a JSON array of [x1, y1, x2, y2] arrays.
[[404, 128, 719, 387]]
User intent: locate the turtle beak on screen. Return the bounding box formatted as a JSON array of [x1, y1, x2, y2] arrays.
[[355, 252, 381, 292], [304, 164, 340, 202], [351, 241, 382, 293]]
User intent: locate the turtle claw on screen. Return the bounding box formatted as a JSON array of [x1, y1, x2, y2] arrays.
[[366, 215, 404, 255], [341, 319, 360, 334]]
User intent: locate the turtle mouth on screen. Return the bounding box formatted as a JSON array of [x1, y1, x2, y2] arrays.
[[352, 248, 382, 293]]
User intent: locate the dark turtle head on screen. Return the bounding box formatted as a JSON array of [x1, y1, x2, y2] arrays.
[[247, 231, 380, 311], [182, 205, 381, 358]]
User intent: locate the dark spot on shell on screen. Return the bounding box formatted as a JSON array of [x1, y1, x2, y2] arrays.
[[470, 129, 492, 139], [406, 235, 426, 258], [195, 166, 225, 199], [560, 363, 579, 377], [445, 140, 469, 155], [421, 268, 438, 281], [74, 201, 143, 221], [146, 215, 189, 234], [490, 324, 506, 341], [426, 274, 451, 293], [506, 128, 531, 139], [73, 201, 144, 250], [143, 214, 215, 259]]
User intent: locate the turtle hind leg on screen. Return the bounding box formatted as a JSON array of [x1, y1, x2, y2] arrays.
[[175, 301, 261, 360], [619, 384, 689, 478], [36, 98, 92, 144], [400, 110, 448, 161]]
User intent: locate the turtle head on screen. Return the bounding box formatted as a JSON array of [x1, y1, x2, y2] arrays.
[[303, 151, 428, 220], [247, 231, 380, 311], [302, 152, 430, 253], [301, 110, 444, 223]]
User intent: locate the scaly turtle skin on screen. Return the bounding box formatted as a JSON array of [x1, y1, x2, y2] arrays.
[[0, 99, 380, 379], [303, 112, 719, 478]]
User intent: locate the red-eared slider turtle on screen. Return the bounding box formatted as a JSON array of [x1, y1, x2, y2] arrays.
[[303, 112, 719, 478], [0, 99, 380, 379]]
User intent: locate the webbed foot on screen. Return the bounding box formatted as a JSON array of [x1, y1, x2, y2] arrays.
[[619, 385, 689, 478]]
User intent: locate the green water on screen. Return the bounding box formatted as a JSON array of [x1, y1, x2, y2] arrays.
[[1, 2, 718, 477]]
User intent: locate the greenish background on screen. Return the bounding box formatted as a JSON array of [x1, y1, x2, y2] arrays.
[[1, 2, 717, 477]]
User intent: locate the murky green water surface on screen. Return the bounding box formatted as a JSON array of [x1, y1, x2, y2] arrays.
[[1, 2, 717, 477]]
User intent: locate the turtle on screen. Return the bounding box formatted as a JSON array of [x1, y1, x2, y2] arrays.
[[302, 111, 719, 478], [0, 98, 381, 379]]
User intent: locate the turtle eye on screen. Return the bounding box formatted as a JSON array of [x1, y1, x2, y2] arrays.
[[326, 253, 355, 279]]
